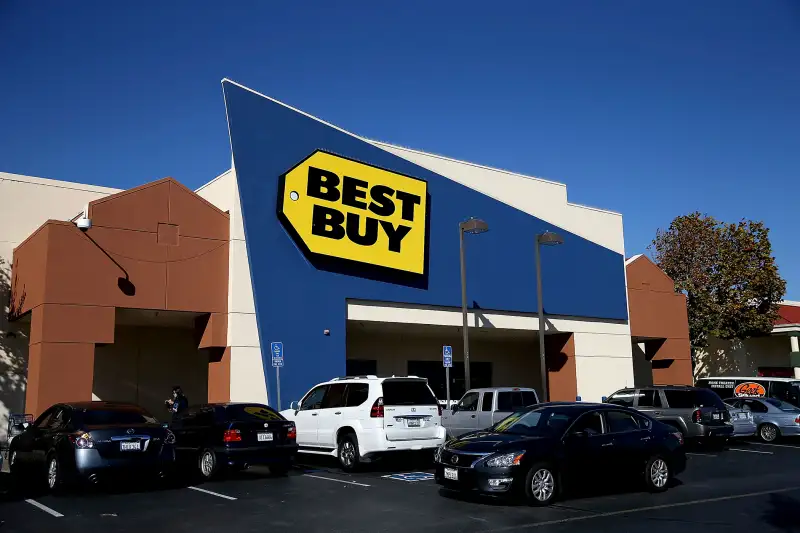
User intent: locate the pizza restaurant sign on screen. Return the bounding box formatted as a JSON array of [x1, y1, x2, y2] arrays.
[[277, 150, 428, 280]]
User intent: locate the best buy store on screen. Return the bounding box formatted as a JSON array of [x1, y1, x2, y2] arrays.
[[0, 80, 692, 426]]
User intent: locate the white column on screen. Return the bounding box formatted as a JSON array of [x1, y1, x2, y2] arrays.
[[791, 336, 800, 379]]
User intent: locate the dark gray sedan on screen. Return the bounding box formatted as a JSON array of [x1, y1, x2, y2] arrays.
[[724, 397, 800, 443], [8, 401, 176, 491]]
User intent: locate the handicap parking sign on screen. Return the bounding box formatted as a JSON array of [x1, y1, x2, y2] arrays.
[[443, 345, 453, 368], [382, 472, 435, 482]]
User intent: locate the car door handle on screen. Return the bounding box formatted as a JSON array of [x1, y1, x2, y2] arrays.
[[470, 415, 476, 418], [641, 436, 651, 441], [334, 412, 342, 415], [652, 412, 662, 415], [601, 442, 614, 447], [311, 413, 318, 416]]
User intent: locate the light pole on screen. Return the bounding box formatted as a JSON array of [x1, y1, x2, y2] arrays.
[[459, 217, 489, 391], [535, 231, 564, 402]]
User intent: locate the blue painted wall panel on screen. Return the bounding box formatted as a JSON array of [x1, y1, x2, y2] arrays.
[[223, 81, 628, 407]]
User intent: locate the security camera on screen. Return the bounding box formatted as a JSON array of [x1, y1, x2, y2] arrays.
[[76, 218, 92, 232]]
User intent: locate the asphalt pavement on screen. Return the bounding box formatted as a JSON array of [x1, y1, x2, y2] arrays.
[[2, 439, 800, 532]]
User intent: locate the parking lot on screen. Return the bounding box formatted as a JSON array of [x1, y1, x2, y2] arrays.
[[1, 439, 799, 532]]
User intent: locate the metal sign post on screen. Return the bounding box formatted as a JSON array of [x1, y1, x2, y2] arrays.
[[271, 342, 284, 410], [443, 345, 453, 410]]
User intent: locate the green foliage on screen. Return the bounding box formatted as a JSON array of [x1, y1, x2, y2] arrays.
[[649, 212, 786, 348]]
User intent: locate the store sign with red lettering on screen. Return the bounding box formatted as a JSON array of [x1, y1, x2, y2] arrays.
[[277, 150, 428, 282], [734, 382, 766, 398]]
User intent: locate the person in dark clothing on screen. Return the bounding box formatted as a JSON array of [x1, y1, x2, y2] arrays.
[[165, 385, 188, 417]]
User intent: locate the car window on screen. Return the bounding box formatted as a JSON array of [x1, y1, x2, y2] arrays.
[[497, 391, 537, 412], [50, 407, 69, 430], [80, 408, 158, 425], [321, 383, 348, 409], [225, 404, 285, 422], [743, 400, 768, 413], [570, 411, 604, 436], [458, 392, 480, 412], [481, 392, 494, 412], [633, 412, 653, 429], [606, 389, 635, 407], [382, 380, 438, 406], [301, 386, 328, 411], [605, 410, 641, 433], [33, 408, 56, 429], [345, 384, 369, 407], [692, 389, 727, 409], [662, 390, 697, 409], [636, 389, 662, 408]]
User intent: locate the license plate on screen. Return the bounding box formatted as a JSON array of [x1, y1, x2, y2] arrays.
[[713, 413, 721, 420], [257, 432, 273, 442], [407, 419, 421, 428], [120, 441, 141, 451], [444, 467, 458, 481]]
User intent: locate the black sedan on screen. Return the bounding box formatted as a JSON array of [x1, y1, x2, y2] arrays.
[[434, 402, 686, 505], [8, 402, 175, 491], [170, 403, 297, 479]]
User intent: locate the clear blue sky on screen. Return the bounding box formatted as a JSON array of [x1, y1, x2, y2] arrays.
[[2, 1, 798, 298]]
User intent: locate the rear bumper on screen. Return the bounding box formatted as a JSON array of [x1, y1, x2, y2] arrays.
[[359, 427, 446, 458], [685, 423, 734, 439], [214, 443, 298, 467], [74, 446, 176, 477]]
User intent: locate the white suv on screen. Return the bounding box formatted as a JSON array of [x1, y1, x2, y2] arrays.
[[281, 375, 446, 471]]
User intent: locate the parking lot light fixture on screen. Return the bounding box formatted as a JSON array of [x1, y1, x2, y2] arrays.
[[460, 218, 489, 391], [535, 231, 564, 402]]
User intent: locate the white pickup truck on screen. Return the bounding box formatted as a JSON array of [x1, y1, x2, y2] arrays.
[[441, 387, 540, 438]]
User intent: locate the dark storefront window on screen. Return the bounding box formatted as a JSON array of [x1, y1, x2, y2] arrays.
[[407, 361, 492, 401], [346, 359, 377, 376]]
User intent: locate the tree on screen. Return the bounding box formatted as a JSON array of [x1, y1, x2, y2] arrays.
[[649, 212, 786, 350]]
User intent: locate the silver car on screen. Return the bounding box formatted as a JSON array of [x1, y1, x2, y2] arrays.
[[724, 400, 756, 437], [723, 397, 800, 442]]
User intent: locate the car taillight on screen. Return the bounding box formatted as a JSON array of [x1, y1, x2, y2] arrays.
[[370, 397, 384, 418], [223, 429, 242, 442], [287, 425, 297, 440], [672, 431, 684, 446], [692, 409, 702, 423], [69, 432, 94, 449], [795, 416, 800, 425]]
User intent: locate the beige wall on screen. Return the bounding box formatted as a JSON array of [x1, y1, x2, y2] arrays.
[[694, 335, 793, 379], [1, 173, 118, 438], [93, 325, 208, 418], [195, 170, 268, 404]]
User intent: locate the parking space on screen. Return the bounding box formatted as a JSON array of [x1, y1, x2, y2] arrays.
[[3, 440, 800, 532]]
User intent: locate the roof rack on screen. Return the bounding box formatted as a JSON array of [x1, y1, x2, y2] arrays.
[[330, 375, 378, 381]]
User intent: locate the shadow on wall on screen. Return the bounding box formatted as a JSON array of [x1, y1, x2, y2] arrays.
[[0, 257, 30, 442]]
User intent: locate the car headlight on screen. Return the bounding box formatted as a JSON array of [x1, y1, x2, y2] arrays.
[[485, 451, 525, 468]]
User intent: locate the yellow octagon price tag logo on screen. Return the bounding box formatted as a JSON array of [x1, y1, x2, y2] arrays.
[[277, 150, 429, 282]]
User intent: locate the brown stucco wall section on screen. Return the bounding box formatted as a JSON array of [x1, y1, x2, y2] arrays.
[[546, 333, 577, 401], [207, 347, 232, 403], [10, 178, 231, 416], [627, 256, 693, 385]]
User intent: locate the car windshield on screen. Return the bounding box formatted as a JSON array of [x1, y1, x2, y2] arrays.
[[226, 404, 285, 422], [492, 407, 576, 436], [80, 408, 159, 425], [765, 398, 800, 412], [382, 380, 437, 406]]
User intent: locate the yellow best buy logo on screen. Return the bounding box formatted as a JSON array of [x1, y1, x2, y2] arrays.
[[277, 150, 429, 283]]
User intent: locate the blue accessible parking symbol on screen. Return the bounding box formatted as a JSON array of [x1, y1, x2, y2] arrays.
[[382, 472, 435, 482]]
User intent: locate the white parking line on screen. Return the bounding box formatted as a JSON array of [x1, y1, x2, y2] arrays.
[[750, 442, 800, 449], [687, 452, 717, 457], [303, 474, 371, 487], [728, 448, 773, 455], [24, 499, 64, 518], [188, 486, 238, 500], [476, 486, 800, 532]]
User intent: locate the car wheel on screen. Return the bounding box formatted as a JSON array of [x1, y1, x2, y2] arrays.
[[45, 454, 62, 492], [524, 463, 558, 506], [644, 455, 670, 492], [198, 449, 219, 480], [759, 423, 779, 443], [338, 433, 360, 472]]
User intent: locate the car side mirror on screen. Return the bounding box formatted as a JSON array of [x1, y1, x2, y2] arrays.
[[571, 431, 587, 439], [451, 404, 459, 413], [290, 401, 299, 411]]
